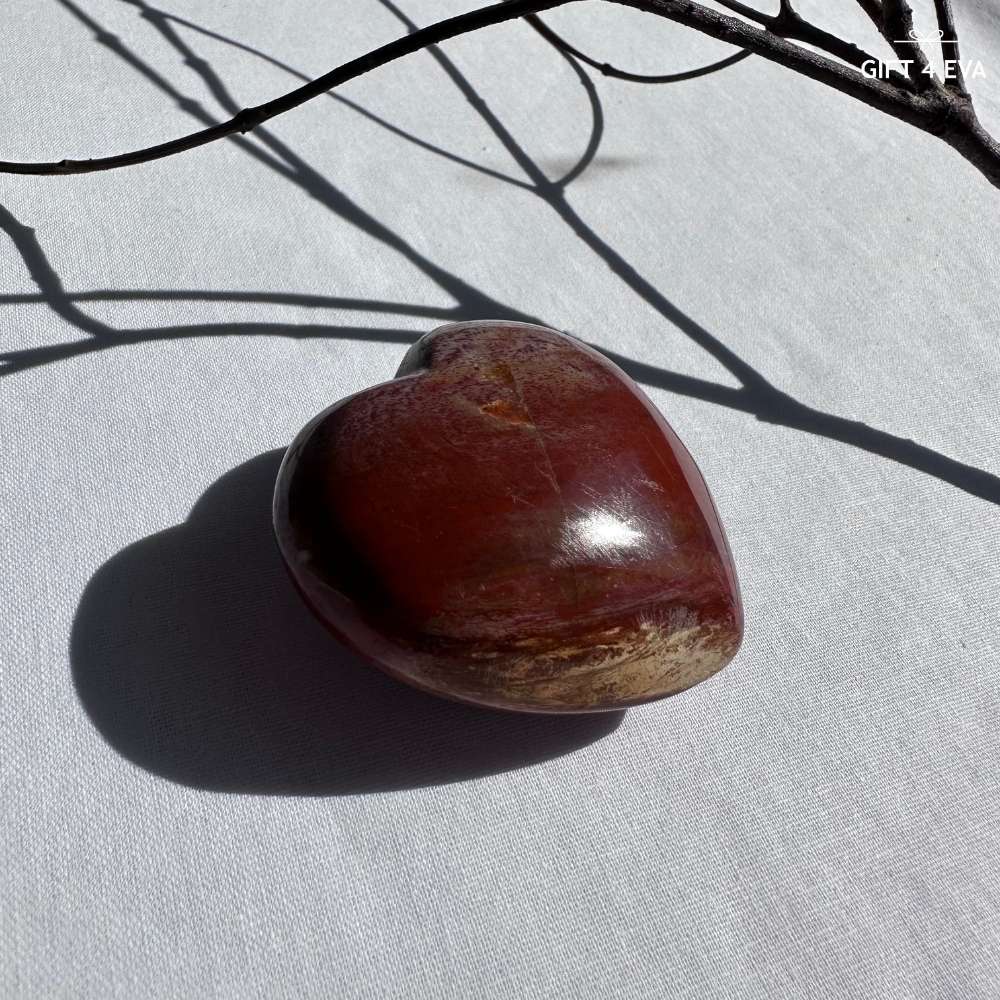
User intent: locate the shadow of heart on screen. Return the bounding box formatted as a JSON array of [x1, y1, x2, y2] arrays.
[[70, 449, 623, 795]]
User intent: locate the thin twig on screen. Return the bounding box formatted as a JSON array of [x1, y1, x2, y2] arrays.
[[855, 0, 884, 25], [0, 0, 927, 174], [683, 0, 905, 81], [0, 0, 996, 189], [934, 0, 967, 95], [879, 0, 935, 89], [0, 0, 571, 174], [154, 5, 532, 187], [524, 13, 751, 84]]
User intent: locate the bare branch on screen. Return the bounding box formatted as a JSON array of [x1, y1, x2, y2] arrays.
[[525, 13, 751, 83], [855, 0, 884, 27], [712, 0, 770, 25], [0, 0, 995, 190], [0, 0, 926, 175], [614, 0, 930, 123], [712, 0, 899, 79], [0, 0, 572, 174], [880, 0, 935, 89], [934, 0, 967, 94]]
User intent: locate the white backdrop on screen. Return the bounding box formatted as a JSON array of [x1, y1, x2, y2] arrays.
[[2, 2, 999, 997]]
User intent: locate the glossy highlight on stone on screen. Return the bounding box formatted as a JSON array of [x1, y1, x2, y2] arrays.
[[273, 321, 742, 713]]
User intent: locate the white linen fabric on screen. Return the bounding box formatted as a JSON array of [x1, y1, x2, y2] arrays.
[[2, 2, 998, 997]]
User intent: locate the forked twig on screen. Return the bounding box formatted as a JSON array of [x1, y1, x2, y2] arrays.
[[0, 0, 995, 188]]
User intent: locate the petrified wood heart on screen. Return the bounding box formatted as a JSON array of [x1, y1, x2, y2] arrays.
[[274, 321, 742, 713]]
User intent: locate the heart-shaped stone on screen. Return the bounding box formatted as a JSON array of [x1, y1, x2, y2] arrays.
[[274, 321, 742, 713]]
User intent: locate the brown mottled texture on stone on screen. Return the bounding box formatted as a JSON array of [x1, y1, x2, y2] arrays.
[[274, 321, 743, 713]]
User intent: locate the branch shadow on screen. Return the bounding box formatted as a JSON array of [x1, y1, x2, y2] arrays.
[[5, 2, 995, 508], [69, 448, 623, 795]]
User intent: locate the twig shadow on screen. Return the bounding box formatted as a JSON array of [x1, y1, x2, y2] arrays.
[[69, 448, 623, 795]]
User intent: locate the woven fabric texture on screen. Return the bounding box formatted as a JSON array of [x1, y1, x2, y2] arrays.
[[2, 2, 999, 997]]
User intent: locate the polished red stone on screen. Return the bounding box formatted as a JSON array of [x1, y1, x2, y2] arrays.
[[273, 321, 742, 713]]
